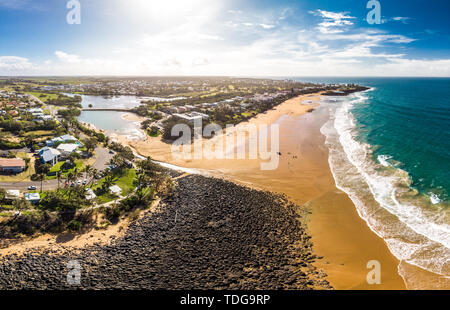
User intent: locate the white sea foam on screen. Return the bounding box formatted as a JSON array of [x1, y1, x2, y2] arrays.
[[320, 90, 450, 279], [430, 193, 442, 205], [378, 154, 393, 167]]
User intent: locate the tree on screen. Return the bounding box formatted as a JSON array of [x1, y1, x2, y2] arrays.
[[13, 198, 31, 211], [40, 189, 91, 212], [57, 171, 61, 190], [88, 167, 98, 186], [35, 174, 45, 193], [83, 164, 93, 182], [0, 188, 6, 203], [83, 137, 97, 155], [109, 154, 125, 171], [37, 163, 51, 175], [103, 174, 117, 189]]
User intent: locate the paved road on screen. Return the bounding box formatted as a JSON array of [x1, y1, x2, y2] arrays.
[[0, 147, 113, 191], [93, 146, 114, 171]]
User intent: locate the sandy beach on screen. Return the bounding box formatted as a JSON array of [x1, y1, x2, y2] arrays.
[[123, 93, 409, 289]]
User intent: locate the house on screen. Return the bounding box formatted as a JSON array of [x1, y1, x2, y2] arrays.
[[38, 147, 61, 165], [5, 190, 20, 201], [39, 115, 54, 121], [0, 158, 26, 173], [28, 107, 43, 114], [168, 106, 180, 114], [25, 193, 41, 204], [85, 188, 97, 200], [56, 143, 79, 158], [109, 185, 122, 196], [173, 112, 210, 123], [46, 134, 80, 147]]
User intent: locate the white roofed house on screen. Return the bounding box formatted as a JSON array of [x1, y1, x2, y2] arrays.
[[46, 134, 80, 147], [109, 185, 122, 196], [5, 190, 20, 201], [28, 107, 43, 114], [25, 193, 41, 204], [56, 143, 79, 158], [38, 147, 61, 166], [173, 112, 210, 123], [85, 188, 97, 200]]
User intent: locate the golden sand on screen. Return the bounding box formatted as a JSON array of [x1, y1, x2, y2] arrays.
[[0, 199, 161, 258], [121, 112, 146, 122], [124, 93, 409, 289]]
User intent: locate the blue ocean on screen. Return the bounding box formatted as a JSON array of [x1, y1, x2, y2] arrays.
[[295, 77, 450, 203], [293, 77, 450, 284]]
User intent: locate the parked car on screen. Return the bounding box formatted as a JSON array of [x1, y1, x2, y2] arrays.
[[109, 150, 115, 154]]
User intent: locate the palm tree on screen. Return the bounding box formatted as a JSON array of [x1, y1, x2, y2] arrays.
[[88, 168, 98, 187], [83, 164, 93, 185], [36, 174, 45, 193]]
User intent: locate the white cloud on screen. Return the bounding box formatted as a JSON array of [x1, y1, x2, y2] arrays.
[[372, 58, 450, 76], [0, 0, 29, 9], [55, 51, 81, 63], [259, 24, 275, 29], [0, 56, 33, 71], [2, 4, 448, 77], [392, 17, 412, 24], [310, 9, 355, 34]]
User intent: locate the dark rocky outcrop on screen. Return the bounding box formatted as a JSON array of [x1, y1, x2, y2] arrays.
[[0, 175, 331, 290]]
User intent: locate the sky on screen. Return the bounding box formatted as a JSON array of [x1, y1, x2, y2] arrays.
[[0, 0, 449, 76]]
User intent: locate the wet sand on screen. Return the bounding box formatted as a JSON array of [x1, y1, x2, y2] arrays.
[[126, 94, 407, 289]]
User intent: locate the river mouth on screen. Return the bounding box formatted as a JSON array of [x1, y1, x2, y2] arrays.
[[75, 94, 147, 141]]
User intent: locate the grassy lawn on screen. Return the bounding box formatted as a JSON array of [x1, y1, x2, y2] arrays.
[[115, 168, 137, 195], [46, 160, 84, 180], [92, 168, 137, 203], [25, 92, 60, 103], [23, 130, 54, 137], [49, 161, 64, 173]]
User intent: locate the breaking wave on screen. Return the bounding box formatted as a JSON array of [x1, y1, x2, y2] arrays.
[[320, 91, 450, 287]]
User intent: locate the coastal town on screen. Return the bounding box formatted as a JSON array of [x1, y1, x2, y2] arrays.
[[0, 77, 367, 227], [0, 76, 369, 290]]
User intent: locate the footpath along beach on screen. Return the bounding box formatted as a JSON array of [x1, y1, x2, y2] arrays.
[[126, 93, 408, 289]]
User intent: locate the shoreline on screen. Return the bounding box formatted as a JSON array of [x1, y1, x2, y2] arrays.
[[121, 93, 408, 289], [1, 92, 430, 289], [0, 175, 332, 289]]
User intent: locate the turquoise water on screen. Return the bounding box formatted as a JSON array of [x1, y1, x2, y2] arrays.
[[294, 77, 450, 204], [292, 77, 449, 284], [353, 78, 450, 203]]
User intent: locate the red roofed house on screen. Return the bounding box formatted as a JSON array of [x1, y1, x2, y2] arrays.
[[0, 158, 26, 174]]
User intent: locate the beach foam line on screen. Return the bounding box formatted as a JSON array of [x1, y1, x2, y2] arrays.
[[320, 90, 450, 279]]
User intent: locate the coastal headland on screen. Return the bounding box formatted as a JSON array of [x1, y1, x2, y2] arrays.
[[0, 175, 331, 289], [0, 89, 413, 289], [123, 92, 408, 289]]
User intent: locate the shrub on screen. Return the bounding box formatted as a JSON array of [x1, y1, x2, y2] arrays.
[[67, 220, 82, 231]]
